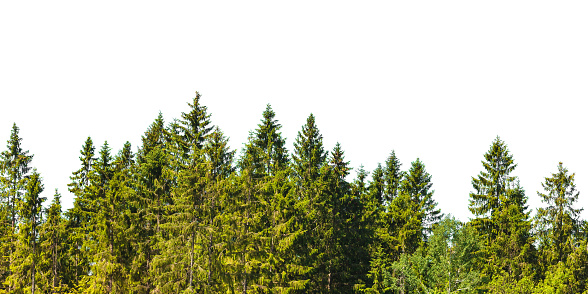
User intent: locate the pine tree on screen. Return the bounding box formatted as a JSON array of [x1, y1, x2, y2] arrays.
[[383, 151, 402, 206], [401, 158, 442, 239], [86, 142, 134, 293], [202, 127, 234, 293], [151, 93, 220, 293], [292, 114, 326, 189], [38, 190, 68, 293], [131, 114, 171, 293], [0, 123, 33, 291], [368, 164, 385, 206], [137, 112, 165, 164], [468, 137, 535, 286], [7, 170, 45, 293], [235, 104, 307, 293], [329, 144, 372, 292], [535, 162, 583, 273], [65, 136, 95, 289], [291, 113, 328, 292], [179, 91, 213, 156]]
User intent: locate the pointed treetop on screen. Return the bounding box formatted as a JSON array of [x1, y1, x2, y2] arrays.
[[181, 91, 213, 150], [206, 126, 235, 179], [330, 142, 350, 179], [292, 113, 327, 183], [2, 123, 33, 177], [383, 150, 402, 204], [138, 112, 165, 163]]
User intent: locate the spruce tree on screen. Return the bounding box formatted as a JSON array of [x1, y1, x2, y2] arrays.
[[468, 137, 535, 286], [383, 151, 402, 205], [65, 136, 95, 289], [38, 190, 68, 293], [401, 158, 442, 239], [0, 123, 33, 291], [151, 93, 220, 293], [86, 142, 134, 293], [131, 114, 172, 293], [536, 162, 583, 272], [291, 113, 328, 292], [7, 170, 45, 293]]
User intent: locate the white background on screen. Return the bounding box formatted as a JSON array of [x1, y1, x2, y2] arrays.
[[1, 1, 587, 221]]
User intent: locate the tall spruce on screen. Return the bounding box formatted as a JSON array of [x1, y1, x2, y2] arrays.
[[86, 142, 134, 293], [468, 137, 535, 286], [291, 113, 328, 292], [7, 170, 45, 293], [132, 114, 171, 293], [151, 92, 217, 293], [536, 162, 583, 271], [0, 123, 33, 292], [39, 190, 68, 293], [65, 137, 95, 289]]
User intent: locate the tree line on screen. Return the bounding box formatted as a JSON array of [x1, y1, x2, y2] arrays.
[[1, 92, 587, 293]]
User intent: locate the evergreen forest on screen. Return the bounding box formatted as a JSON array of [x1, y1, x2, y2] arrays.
[[1, 92, 587, 294]]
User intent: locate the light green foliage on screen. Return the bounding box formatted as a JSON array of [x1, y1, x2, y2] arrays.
[[7, 170, 45, 293], [468, 137, 536, 283], [64, 137, 95, 291], [2, 95, 588, 293], [0, 123, 33, 292], [536, 162, 583, 272], [38, 190, 69, 293]]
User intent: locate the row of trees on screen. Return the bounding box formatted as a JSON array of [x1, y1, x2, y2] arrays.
[[1, 92, 587, 293]]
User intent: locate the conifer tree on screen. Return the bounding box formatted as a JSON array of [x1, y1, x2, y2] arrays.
[[292, 114, 326, 189], [7, 170, 45, 293], [401, 158, 442, 239], [468, 137, 535, 286], [0, 123, 33, 291], [137, 112, 165, 164], [179, 91, 213, 155], [131, 114, 171, 293], [383, 151, 402, 205], [151, 92, 218, 293], [536, 162, 583, 272], [369, 164, 385, 206], [202, 127, 234, 292], [86, 142, 134, 293], [65, 136, 95, 288], [38, 190, 68, 293], [291, 113, 328, 291]]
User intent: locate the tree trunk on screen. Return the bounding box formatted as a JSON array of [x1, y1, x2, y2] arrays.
[[190, 231, 194, 288]]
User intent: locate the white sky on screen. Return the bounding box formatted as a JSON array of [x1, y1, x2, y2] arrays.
[[1, 1, 587, 222]]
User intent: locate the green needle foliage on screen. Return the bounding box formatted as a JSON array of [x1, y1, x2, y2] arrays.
[[468, 137, 535, 291], [536, 162, 584, 281], [1, 93, 587, 293]]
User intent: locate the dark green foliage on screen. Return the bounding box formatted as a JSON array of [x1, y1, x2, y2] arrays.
[[401, 158, 442, 239], [383, 151, 402, 205]]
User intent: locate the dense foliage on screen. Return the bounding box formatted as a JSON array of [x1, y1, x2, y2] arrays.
[[1, 92, 587, 293]]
